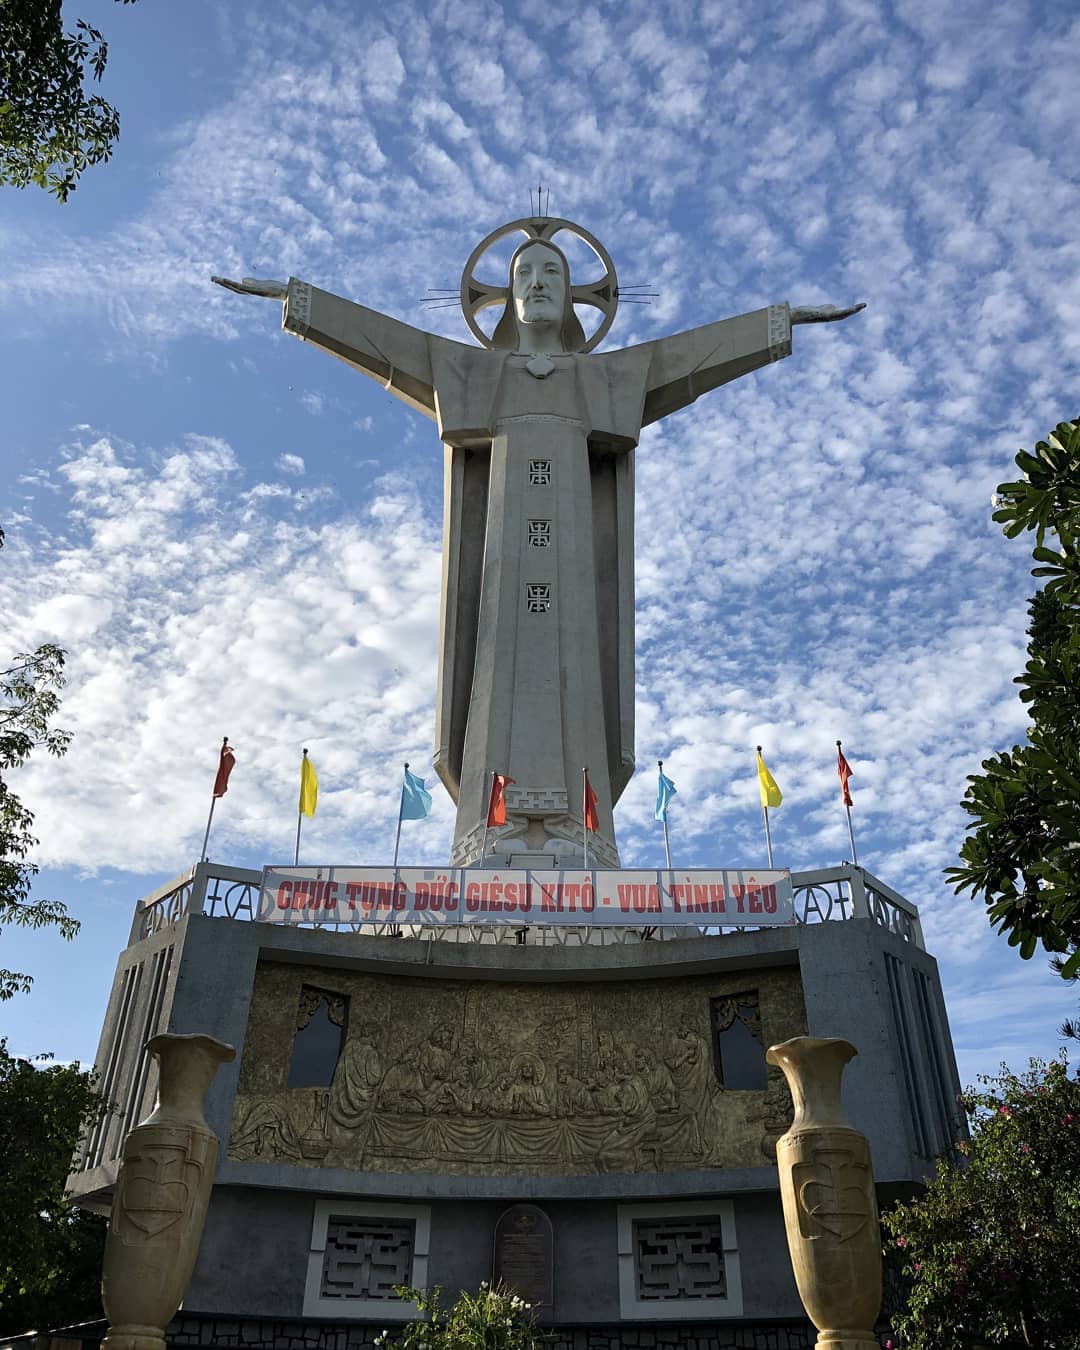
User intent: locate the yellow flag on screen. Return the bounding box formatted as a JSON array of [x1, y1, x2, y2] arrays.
[[756, 750, 782, 808], [299, 750, 318, 817]]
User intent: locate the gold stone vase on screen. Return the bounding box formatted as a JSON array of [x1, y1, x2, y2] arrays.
[[102, 1033, 236, 1350], [765, 1037, 882, 1350]]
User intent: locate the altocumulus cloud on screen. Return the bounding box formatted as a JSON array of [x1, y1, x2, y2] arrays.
[[1, 434, 449, 876]]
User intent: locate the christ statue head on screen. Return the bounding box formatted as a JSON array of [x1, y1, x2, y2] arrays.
[[492, 238, 588, 353]]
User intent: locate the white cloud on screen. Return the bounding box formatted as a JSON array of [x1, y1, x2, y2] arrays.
[[276, 452, 306, 475], [1, 435, 446, 874]]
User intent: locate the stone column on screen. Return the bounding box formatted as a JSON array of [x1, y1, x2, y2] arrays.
[[101, 1033, 235, 1350], [765, 1036, 882, 1350]]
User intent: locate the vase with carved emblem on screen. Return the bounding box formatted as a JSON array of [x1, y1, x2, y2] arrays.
[[101, 1033, 236, 1350], [765, 1036, 882, 1350]]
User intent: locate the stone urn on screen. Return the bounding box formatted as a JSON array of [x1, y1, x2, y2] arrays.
[[765, 1037, 882, 1350], [102, 1033, 236, 1350]]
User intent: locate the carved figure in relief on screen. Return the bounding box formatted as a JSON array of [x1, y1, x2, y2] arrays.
[[587, 1054, 620, 1113], [553, 1060, 591, 1117], [230, 1099, 301, 1161], [419, 1025, 456, 1089], [635, 1046, 679, 1113], [435, 1059, 479, 1114], [329, 1020, 383, 1130], [379, 1046, 427, 1114], [508, 1054, 549, 1115], [214, 217, 862, 868], [596, 1057, 657, 1171]]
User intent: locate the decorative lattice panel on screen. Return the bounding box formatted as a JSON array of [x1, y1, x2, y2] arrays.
[[528, 460, 551, 485], [526, 583, 551, 613], [528, 520, 552, 547], [320, 1217, 415, 1300], [633, 1218, 727, 1300]]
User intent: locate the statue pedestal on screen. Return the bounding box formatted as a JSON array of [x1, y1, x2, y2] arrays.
[[475, 844, 585, 870]]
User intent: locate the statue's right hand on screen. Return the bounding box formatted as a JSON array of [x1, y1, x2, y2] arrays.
[[211, 275, 288, 300]]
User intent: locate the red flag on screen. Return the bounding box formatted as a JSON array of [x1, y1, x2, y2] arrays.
[[836, 744, 854, 807], [583, 770, 599, 833], [213, 738, 235, 798], [486, 772, 515, 827]]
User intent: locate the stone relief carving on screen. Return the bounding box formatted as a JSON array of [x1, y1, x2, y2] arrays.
[[229, 964, 806, 1175]]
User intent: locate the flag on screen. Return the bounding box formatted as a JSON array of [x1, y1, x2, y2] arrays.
[[583, 770, 599, 832], [837, 744, 854, 807], [299, 750, 318, 817], [486, 772, 515, 827], [756, 750, 782, 808], [212, 738, 235, 797], [655, 768, 677, 822], [401, 767, 433, 821]]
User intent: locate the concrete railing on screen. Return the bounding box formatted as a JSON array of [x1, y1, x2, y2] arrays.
[[129, 861, 924, 950]]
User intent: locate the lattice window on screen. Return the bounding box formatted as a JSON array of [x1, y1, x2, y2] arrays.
[[633, 1217, 727, 1301], [526, 583, 551, 613], [528, 460, 551, 485], [528, 520, 551, 547], [320, 1217, 415, 1301]]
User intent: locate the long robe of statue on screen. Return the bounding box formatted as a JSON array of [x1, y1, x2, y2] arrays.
[[215, 218, 860, 867]]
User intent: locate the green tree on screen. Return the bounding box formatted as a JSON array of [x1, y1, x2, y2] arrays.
[[379, 1283, 548, 1350], [947, 419, 1080, 979], [1, 0, 137, 202], [881, 1058, 1080, 1350], [1, 528, 77, 1000], [0, 1040, 107, 1334]]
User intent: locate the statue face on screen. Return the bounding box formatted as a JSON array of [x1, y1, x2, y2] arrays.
[[512, 243, 567, 326]]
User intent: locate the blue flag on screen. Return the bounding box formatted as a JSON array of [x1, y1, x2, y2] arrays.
[[400, 768, 433, 821], [655, 768, 677, 822]]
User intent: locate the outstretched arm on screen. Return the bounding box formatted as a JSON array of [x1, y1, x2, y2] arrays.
[[791, 301, 866, 324], [211, 275, 437, 421], [212, 275, 288, 299], [640, 301, 866, 426]]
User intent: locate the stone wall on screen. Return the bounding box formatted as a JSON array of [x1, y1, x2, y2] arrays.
[[167, 1315, 820, 1350]]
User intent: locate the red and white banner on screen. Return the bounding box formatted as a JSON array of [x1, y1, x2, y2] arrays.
[[258, 866, 793, 927]]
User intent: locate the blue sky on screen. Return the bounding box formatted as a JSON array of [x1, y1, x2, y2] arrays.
[[2, 0, 1078, 1089]]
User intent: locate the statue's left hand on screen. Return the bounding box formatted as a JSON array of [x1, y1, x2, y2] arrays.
[[211, 275, 288, 300], [790, 302, 866, 324]]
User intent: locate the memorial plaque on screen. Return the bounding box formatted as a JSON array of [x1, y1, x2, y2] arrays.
[[493, 1203, 553, 1311]]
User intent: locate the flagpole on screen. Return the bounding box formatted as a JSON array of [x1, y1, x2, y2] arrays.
[[582, 766, 589, 872], [393, 761, 407, 868], [200, 796, 217, 863], [757, 745, 774, 867], [838, 739, 859, 865], [202, 735, 232, 862], [658, 758, 672, 869], [481, 768, 494, 862], [294, 746, 308, 866]]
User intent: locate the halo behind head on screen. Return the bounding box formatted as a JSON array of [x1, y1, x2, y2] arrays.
[[459, 215, 619, 353]]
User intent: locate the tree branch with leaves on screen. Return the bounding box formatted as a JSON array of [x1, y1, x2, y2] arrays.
[[1, 0, 137, 202], [0, 528, 77, 1000], [947, 418, 1080, 979]]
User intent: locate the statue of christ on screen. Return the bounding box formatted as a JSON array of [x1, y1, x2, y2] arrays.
[[214, 216, 862, 868]]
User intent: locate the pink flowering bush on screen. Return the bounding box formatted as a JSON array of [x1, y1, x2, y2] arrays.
[[881, 1058, 1080, 1350]]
